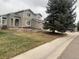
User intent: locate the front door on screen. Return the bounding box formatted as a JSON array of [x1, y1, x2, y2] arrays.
[[15, 19, 19, 27]]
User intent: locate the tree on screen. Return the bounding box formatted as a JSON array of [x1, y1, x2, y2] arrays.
[[44, 0, 77, 33], [77, 21, 79, 31]]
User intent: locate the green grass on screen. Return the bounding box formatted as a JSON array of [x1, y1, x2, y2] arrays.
[[0, 30, 61, 59]]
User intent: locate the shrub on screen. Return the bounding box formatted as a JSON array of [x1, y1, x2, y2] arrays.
[[1, 25, 8, 30]]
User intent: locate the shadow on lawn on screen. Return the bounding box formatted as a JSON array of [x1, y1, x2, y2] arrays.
[[43, 31, 67, 37]]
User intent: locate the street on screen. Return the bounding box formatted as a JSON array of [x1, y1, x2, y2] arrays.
[[58, 33, 79, 59]]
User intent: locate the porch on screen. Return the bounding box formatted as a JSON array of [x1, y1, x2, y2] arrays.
[[10, 18, 21, 28]]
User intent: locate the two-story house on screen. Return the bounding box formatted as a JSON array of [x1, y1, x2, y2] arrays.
[[0, 9, 43, 30]]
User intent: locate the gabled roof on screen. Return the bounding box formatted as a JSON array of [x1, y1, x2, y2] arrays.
[[16, 9, 42, 17], [36, 13, 42, 17], [0, 9, 42, 17]]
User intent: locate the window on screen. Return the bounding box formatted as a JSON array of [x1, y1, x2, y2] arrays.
[[2, 20, 5, 24], [27, 21, 30, 25], [27, 13, 31, 17]]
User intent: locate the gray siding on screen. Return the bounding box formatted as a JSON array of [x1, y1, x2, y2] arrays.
[[0, 9, 43, 30]]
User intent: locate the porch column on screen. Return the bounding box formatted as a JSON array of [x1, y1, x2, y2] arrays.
[[13, 18, 15, 27], [1, 16, 3, 25]]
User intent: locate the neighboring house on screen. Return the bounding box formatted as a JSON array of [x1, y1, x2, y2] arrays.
[[0, 9, 43, 30]]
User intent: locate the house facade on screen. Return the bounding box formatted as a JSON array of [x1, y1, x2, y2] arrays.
[[0, 9, 43, 30]]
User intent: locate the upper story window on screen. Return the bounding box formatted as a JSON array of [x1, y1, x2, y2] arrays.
[[27, 13, 31, 17]]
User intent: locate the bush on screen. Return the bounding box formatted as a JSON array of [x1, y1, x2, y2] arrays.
[[1, 25, 8, 30]]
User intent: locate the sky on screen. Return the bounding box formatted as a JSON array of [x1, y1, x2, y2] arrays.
[[0, 0, 48, 18], [0, 0, 79, 23]]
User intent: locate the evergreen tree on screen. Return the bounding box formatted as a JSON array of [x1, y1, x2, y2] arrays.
[[77, 21, 79, 31], [44, 0, 77, 33]]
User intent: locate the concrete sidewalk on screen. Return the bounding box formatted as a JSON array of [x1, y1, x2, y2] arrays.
[[58, 33, 79, 59], [11, 32, 79, 59]]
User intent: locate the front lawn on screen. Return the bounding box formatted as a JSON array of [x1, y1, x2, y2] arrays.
[[0, 30, 63, 59]]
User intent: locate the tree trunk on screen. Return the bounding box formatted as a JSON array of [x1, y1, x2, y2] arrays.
[[52, 29, 55, 33]]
